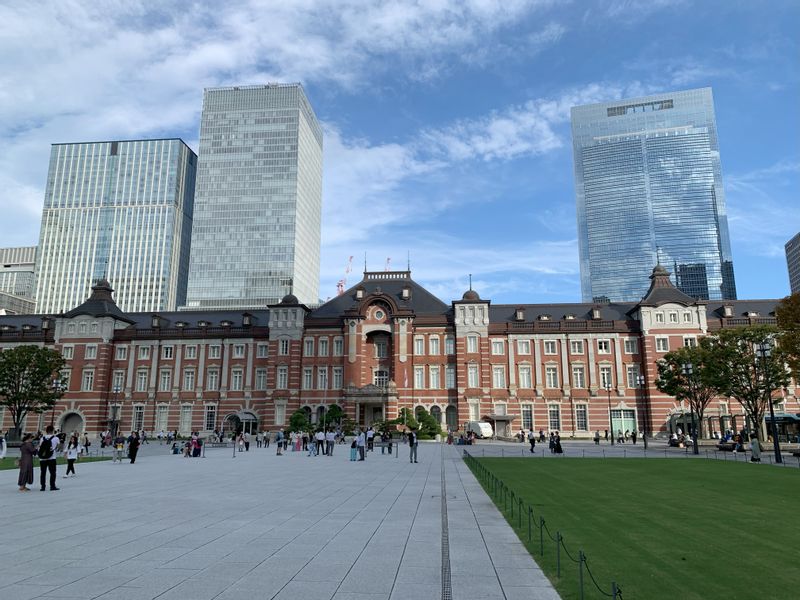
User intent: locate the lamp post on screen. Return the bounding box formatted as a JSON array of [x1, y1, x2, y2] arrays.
[[637, 374, 648, 450], [757, 342, 782, 464], [681, 363, 699, 455], [110, 385, 121, 438], [605, 381, 614, 445], [51, 378, 66, 428]]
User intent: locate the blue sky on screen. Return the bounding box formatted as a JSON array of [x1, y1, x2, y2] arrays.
[[0, 0, 797, 304]]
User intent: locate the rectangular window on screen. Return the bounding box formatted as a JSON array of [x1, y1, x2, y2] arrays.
[[63, 346, 75, 360], [545, 366, 559, 388], [317, 367, 328, 390], [204, 405, 217, 431], [60, 369, 71, 390], [115, 346, 127, 360], [597, 339, 611, 354], [414, 337, 424, 355], [467, 336, 478, 353], [655, 312, 665, 323], [719, 401, 729, 415], [492, 366, 506, 389], [162, 345, 174, 359], [626, 364, 640, 389], [160, 369, 171, 392], [544, 340, 557, 355], [257, 344, 269, 358], [576, 405, 588, 431], [445, 365, 455, 389], [255, 368, 267, 391], [333, 338, 344, 356], [468, 364, 479, 388], [445, 336, 455, 355], [279, 339, 290, 356], [429, 336, 440, 355], [231, 369, 243, 391], [136, 369, 148, 392], [414, 366, 425, 388], [600, 366, 613, 388], [669, 312, 679, 323], [179, 405, 192, 434], [318, 338, 329, 356], [494, 403, 507, 416], [375, 340, 388, 358], [548, 405, 561, 431], [112, 370, 124, 391], [277, 366, 288, 389], [303, 367, 313, 390], [429, 366, 440, 389], [209, 345, 221, 359], [184, 345, 197, 359], [491, 340, 504, 355], [521, 404, 533, 430], [304, 338, 314, 356], [133, 405, 144, 431], [683, 337, 697, 347], [333, 367, 343, 389], [274, 403, 286, 426], [183, 369, 195, 391], [570, 340, 584, 354], [572, 364, 585, 388], [656, 337, 669, 352], [517, 340, 531, 355], [207, 370, 219, 391], [156, 405, 168, 432], [138, 346, 150, 360], [85, 345, 97, 360], [683, 312, 692, 323], [233, 344, 245, 358], [624, 339, 638, 354], [468, 402, 479, 421], [82, 370, 94, 391], [518, 365, 532, 388]]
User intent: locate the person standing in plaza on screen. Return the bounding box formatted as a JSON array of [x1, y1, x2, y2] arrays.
[[17, 433, 35, 492], [408, 429, 418, 463], [275, 429, 284, 455], [356, 428, 366, 461], [63, 434, 81, 477], [631, 430, 638, 444], [128, 431, 141, 464], [554, 431, 563, 454], [37, 425, 60, 491], [527, 430, 536, 453], [749, 434, 762, 463], [264, 430, 271, 448], [314, 429, 324, 456], [366, 427, 375, 452], [256, 431, 262, 448], [0, 432, 6, 461], [325, 429, 335, 456], [593, 430, 600, 445]]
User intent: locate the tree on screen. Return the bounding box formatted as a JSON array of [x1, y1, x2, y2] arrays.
[[289, 409, 310, 432], [656, 342, 722, 442], [0, 345, 65, 438], [776, 293, 800, 380], [325, 404, 344, 425], [705, 326, 790, 440], [413, 406, 442, 440], [390, 407, 418, 431]]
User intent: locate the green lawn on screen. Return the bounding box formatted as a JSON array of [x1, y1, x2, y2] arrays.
[[470, 457, 799, 600], [0, 456, 111, 470]]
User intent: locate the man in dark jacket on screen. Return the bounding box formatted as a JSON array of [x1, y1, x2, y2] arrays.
[[408, 429, 418, 464], [128, 431, 141, 464]]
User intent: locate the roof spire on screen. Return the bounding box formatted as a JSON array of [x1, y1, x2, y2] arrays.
[[469, 274, 473, 291]]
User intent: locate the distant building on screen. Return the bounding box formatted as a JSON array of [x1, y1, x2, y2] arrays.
[[787, 232, 800, 294], [184, 83, 323, 310], [0, 246, 36, 313], [34, 139, 197, 313], [571, 87, 737, 302]]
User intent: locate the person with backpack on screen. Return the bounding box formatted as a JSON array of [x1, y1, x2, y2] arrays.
[[38, 425, 60, 491]]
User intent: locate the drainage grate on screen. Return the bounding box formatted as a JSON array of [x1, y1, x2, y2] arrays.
[[441, 450, 452, 600]]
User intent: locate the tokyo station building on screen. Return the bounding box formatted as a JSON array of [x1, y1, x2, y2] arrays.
[[0, 266, 795, 439]]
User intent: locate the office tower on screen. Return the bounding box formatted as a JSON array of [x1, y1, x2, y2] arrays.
[[571, 87, 737, 302], [184, 83, 323, 309], [34, 139, 196, 313], [787, 232, 800, 294], [0, 246, 37, 313]]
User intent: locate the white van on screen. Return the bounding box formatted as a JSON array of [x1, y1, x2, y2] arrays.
[[466, 421, 494, 439]]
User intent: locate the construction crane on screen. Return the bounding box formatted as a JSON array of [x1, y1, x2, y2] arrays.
[[336, 256, 353, 296]]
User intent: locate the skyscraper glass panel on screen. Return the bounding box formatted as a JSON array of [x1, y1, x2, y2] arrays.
[[571, 87, 736, 302], [35, 139, 196, 313], [185, 83, 323, 309]]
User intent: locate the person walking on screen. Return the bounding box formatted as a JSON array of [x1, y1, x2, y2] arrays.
[[527, 430, 536, 453], [604, 429, 609, 442], [243, 432, 250, 451], [128, 431, 141, 464], [264, 431, 271, 448], [554, 431, 563, 454], [749, 434, 762, 463], [0, 432, 6, 461], [593, 430, 600, 445], [631, 430, 638, 445], [38, 425, 60, 491], [18, 433, 36, 492], [63, 434, 81, 477], [113, 432, 126, 462], [82, 433, 91, 456], [408, 429, 418, 463]]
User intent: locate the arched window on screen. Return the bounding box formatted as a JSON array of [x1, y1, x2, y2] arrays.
[[430, 406, 442, 424], [445, 405, 458, 431]]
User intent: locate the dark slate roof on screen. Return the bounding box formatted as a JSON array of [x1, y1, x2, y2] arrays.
[[63, 279, 134, 323], [490, 302, 636, 323], [638, 264, 698, 306], [706, 300, 778, 318], [311, 271, 450, 319], [121, 310, 270, 329]]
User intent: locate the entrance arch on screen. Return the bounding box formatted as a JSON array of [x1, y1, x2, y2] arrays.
[[224, 413, 242, 435], [430, 406, 442, 424], [61, 412, 84, 435], [445, 405, 457, 431]]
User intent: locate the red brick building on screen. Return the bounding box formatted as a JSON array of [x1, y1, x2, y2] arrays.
[[0, 266, 795, 438]]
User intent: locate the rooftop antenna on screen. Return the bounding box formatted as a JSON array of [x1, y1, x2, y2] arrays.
[[407, 251, 410, 271], [364, 252, 367, 273], [655, 246, 663, 266], [469, 274, 473, 291]]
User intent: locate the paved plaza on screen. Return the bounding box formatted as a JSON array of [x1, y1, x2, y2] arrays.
[[0, 441, 560, 600]]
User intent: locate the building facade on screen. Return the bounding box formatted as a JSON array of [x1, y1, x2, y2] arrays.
[[786, 232, 800, 294], [34, 139, 197, 314], [571, 87, 737, 303], [184, 83, 323, 310], [1, 268, 794, 441], [0, 246, 37, 314]]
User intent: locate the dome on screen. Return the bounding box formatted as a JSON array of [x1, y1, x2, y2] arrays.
[[280, 293, 299, 305], [462, 289, 480, 301]]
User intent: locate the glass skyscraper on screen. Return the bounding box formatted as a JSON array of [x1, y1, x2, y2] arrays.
[[35, 139, 196, 313], [184, 83, 323, 309], [571, 87, 737, 302]]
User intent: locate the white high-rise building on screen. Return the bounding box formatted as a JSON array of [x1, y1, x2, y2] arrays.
[[0, 246, 37, 314], [184, 83, 323, 309], [34, 139, 197, 313]]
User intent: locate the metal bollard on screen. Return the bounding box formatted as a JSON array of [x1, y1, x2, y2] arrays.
[[528, 506, 532, 541], [579, 550, 585, 600], [612, 581, 619, 598], [540, 517, 544, 556], [556, 531, 561, 578]]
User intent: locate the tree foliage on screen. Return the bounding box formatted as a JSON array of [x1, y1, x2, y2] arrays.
[[704, 326, 790, 439], [0, 345, 65, 437], [775, 293, 800, 380], [656, 342, 721, 438], [289, 409, 310, 432], [390, 407, 418, 430], [413, 406, 442, 439], [324, 404, 344, 425]]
